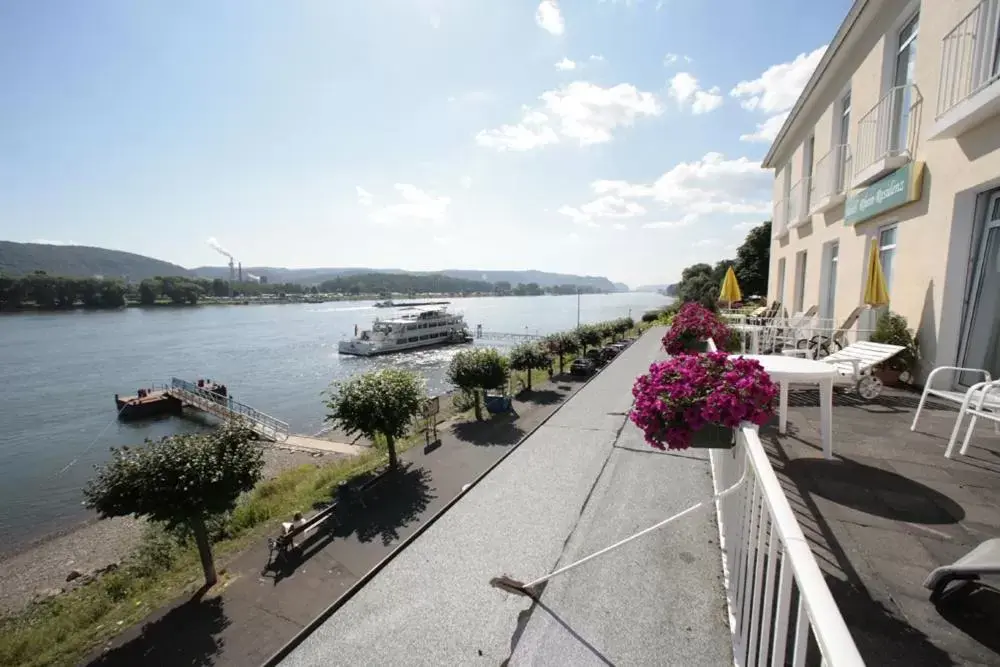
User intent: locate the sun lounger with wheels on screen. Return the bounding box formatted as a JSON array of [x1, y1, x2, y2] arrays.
[[819, 340, 905, 400]]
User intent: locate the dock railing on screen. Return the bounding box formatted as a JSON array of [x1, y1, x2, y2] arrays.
[[710, 425, 864, 666], [168, 378, 290, 442]]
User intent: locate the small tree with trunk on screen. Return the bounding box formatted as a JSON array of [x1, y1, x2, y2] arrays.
[[325, 368, 425, 470], [575, 324, 602, 352], [509, 343, 552, 392], [544, 332, 580, 374], [448, 348, 510, 420], [616, 317, 635, 338], [83, 421, 263, 587]]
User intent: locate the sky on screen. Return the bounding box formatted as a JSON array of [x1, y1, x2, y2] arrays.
[[0, 0, 852, 288]]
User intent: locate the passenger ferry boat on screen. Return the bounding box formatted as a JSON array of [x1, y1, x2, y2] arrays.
[[338, 306, 474, 356]]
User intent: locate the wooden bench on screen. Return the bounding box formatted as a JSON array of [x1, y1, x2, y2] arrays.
[[263, 466, 395, 572]]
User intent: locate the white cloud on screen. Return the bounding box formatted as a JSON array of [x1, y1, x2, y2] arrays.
[[459, 175, 473, 189], [356, 186, 373, 206], [568, 232, 581, 242], [612, 223, 627, 230], [733, 221, 758, 231], [731, 45, 827, 142], [663, 53, 692, 66], [589, 54, 605, 62], [476, 82, 662, 150], [585, 152, 771, 228], [369, 184, 450, 226], [739, 111, 789, 143], [641, 215, 697, 229], [429, 15, 441, 29], [536, 0, 564, 35], [559, 195, 647, 226], [668, 73, 723, 114], [692, 238, 717, 247], [555, 58, 576, 71]]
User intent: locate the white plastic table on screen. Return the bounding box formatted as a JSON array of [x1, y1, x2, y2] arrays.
[[732, 354, 839, 459]]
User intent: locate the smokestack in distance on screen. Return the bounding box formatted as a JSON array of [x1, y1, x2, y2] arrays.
[[238, 262, 242, 283]]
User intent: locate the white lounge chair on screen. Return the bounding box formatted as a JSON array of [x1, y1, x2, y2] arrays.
[[819, 341, 905, 400], [910, 366, 1000, 458], [924, 538, 1000, 603]]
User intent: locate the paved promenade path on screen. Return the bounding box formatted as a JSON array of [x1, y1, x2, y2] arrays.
[[83, 356, 596, 666]]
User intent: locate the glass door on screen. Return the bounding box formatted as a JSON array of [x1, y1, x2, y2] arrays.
[[891, 14, 919, 155], [961, 193, 1000, 383], [821, 242, 838, 320]]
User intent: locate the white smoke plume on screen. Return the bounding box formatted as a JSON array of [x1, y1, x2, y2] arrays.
[[206, 237, 233, 259]]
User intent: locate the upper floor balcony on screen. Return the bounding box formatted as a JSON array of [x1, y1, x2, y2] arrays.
[[932, 0, 1000, 139], [787, 177, 812, 229], [853, 84, 922, 188], [810, 144, 851, 214], [772, 197, 789, 240]]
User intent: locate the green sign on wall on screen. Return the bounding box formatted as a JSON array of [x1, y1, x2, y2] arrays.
[[844, 161, 924, 225]]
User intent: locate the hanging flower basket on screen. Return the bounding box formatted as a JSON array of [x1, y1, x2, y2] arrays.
[[630, 352, 778, 450], [661, 303, 731, 355]]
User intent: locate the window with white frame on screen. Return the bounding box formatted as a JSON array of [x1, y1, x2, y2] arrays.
[[803, 135, 814, 212], [793, 250, 807, 313], [775, 257, 786, 305], [838, 91, 851, 190], [819, 241, 839, 319], [878, 224, 897, 294]]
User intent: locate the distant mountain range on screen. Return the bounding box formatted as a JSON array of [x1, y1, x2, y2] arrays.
[[0, 241, 630, 291], [0, 241, 191, 281], [634, 283, 678, 295], [191, 265, 629, 292]]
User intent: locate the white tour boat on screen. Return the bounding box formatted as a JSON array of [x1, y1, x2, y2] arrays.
[[338, 306, 474, 356]]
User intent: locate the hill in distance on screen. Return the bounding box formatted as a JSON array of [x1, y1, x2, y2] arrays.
[[191, 266, 627, 291], [0, 241, 628, 290], [0, 241, 192, 281]]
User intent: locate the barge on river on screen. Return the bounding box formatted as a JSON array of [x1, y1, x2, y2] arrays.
[[339, 305, 473, 356], [114, 379, 228, 421]]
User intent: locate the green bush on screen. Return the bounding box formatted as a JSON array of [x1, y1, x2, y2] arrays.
[[641, 310, 660, 323], [871, 311, 918, 373]]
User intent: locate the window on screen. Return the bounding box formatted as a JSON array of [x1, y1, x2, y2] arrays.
[[793, 251, 808, 313], [892, 13, 919, 153], [820, 242, 839, 319], [775, 257, 786, 305], [878, 225, 897, 294], [838, 91, 851, 190], [803, 135, 815, 211]]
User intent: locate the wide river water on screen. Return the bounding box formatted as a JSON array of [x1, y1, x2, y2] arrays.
[[0, 292, 669, 554]]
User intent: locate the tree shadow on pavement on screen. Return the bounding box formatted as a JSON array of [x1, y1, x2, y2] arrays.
[[333, 464, 435, 546], [86, 594, 229, 667], [516, 389, 564, 406], [451, 414, 526, 447]]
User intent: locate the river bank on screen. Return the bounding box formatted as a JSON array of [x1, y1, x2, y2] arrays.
[[0, 447, 329, 615]]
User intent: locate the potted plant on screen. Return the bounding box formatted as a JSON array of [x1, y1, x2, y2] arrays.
[[869, 311, 918, 385], [661, 302, 732, 354], [629, 352, 778, 450]]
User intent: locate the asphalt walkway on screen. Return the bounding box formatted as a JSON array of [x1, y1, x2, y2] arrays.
[[82, 362, 591, 666]]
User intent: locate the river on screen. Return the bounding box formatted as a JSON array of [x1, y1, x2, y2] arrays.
[[0, 292, 669, 554]]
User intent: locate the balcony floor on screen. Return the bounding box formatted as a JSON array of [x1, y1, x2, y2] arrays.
[[763, 387, 1000, 667]]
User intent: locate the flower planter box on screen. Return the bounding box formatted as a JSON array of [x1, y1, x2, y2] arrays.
[[689, 424, 735, 449], [683, 339, 711, 354]]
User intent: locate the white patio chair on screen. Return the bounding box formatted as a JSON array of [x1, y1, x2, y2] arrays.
[[911, 367, 1000, 458], [911, 366, 993, 430], [819, 341, 905, 400]]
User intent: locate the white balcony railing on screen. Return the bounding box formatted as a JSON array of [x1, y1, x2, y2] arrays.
[[710, 426, 865, 667], [772, 198, 788, 239], [787, 178, 811, 228], [854, 84, 921, 185], [810, 144, 851, 212], [937, 0, 1000, 119]]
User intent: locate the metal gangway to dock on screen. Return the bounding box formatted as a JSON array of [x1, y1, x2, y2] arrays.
[[166, 378, 290, 442], [473, 325, 544, 343]]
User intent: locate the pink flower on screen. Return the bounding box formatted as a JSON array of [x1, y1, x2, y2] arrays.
[[628, 352, 778, 450], [660, 303, 732, 355]]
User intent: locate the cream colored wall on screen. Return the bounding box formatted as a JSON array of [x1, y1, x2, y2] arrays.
[[768, 0, 1000, 378]]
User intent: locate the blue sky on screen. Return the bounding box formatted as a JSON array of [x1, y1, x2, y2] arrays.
[[0, 0, 851, 287]]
